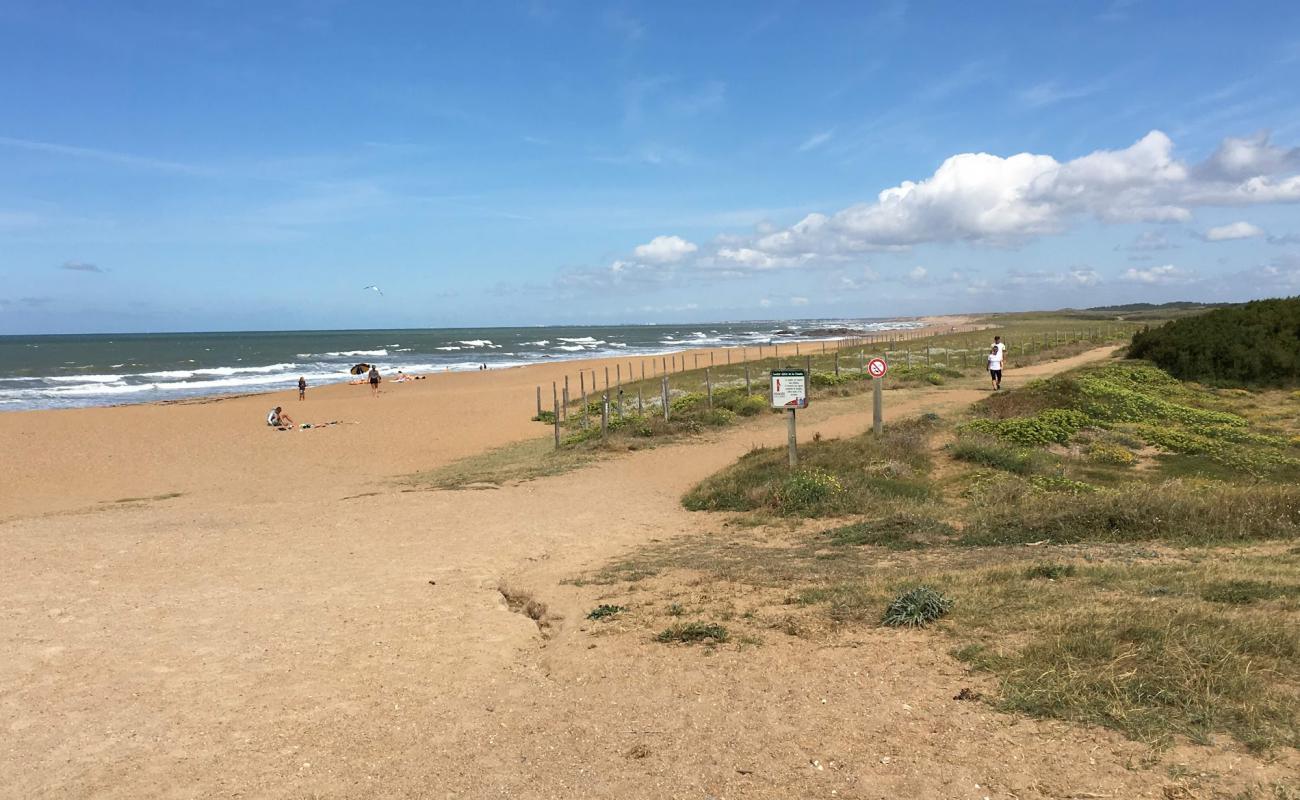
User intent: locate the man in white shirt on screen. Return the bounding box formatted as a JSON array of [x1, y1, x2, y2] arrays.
[[987, 346, 1003, 390], [992, 336, 1006, 360]]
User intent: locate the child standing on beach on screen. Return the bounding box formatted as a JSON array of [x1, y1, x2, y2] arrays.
[[298, 376, 306, 401]]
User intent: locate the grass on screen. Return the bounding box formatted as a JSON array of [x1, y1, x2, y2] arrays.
[[586, 604, 627, 620], [961, 481, 1300, 546], [955, 607, 1300, 751], [405, 437, 601, 489], [681, 417, 936, 516], [573, 353, 1300, 754]]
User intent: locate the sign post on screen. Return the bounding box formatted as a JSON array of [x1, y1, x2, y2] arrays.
[[771, 369, 808, 467], [867, 357, 889, 436]]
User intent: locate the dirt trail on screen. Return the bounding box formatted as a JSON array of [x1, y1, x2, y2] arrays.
[[8, 344, 1289, 799]]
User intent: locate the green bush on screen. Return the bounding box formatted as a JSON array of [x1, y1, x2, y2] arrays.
[[670, 392, 706, 413], [882, 586, 952, 628], [532, 410, 556, 423], [734, 395, 768, 416], [774, 468, 845, 512], [963, 408, 1090, 446], [702, 408, 737, 426], [1128, 296, 1300, 386]]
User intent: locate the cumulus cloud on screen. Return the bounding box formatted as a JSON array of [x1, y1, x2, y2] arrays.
[[59, 260, 104, 273], [1008, 268, 1102, 287], [1121, 264, 1196, 285], [1204, 221, 1265, 241], [561, 129, 1300, 292], [633, 235, 698, 263]]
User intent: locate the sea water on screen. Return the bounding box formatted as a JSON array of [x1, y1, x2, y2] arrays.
[[0, 319, 921, 411]]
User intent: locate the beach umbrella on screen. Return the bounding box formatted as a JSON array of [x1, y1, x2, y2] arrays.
[[350, 363, 371, 375]]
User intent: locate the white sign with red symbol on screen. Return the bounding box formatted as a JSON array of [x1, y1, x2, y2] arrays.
[[867, 357, 889, 378], [770, 369, 808, 409]]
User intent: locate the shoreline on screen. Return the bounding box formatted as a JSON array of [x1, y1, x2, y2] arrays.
[[0, 315, 981, 518], [1, 315, 978, 417]]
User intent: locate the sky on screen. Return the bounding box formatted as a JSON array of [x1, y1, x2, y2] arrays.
[[2, 1, 1299, 334]]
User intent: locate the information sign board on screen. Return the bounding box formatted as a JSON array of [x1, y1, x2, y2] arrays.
[[770, 369, 808, 409]]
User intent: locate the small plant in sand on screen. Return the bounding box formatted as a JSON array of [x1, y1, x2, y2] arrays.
[[882, 586, 952, 628], [655, 622, 729, 645], [586, 604, 627, 620]]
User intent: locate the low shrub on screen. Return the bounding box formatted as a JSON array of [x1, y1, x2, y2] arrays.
[[702, 408, 737, 427], [734, 395, 768, 416], [882, 586, 952, 628], [586, 604, 626, 620], [532, 410, 556, 423], [670, 392, 706, 413], [655, 622, 729, 644], [774, 468, 845, 512], [1086, 442, 1138, 466]]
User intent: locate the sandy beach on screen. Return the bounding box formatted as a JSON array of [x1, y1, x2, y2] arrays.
[[5, 322, 1290, 798]]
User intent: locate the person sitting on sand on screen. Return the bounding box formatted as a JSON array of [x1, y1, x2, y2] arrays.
[[267, 406, 296, 429]]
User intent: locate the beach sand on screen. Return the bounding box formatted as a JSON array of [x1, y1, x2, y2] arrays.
[[4, 324, 1291, 798]]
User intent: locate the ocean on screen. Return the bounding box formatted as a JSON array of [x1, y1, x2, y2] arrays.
[[0, 319, 922, 411]]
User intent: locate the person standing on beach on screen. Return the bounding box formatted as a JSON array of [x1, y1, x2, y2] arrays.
[[298, 376, 306, 401], [368, 365, 381, 396], [987, 345, 1003, 390]]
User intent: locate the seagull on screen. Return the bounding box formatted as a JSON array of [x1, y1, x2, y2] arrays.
[[362, 285, 384, 296]]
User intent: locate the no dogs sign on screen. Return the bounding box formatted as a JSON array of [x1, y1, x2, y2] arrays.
[[867, 357, 889, 378], [770, 369, 808, 409]]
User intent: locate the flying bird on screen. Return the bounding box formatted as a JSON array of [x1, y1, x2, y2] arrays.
[[362, 285, 383, 296]]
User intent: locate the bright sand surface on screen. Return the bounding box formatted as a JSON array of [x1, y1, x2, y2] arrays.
[[6, 321, 1293, 798]]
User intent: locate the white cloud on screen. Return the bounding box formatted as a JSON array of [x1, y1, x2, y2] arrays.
[[790, 296, 809, 306], [907, 266, 928, 282], [633, 235, 698, 263], [1017, 80, 1101, 108], [60, 260, 104, 273], [718, 130, 1298, 259], [1120, 264, 1196, 285], [758, 298, 772, 308], [1197, 131, 1299, 181], [798, 129, 835, 152], [1204, 221, 1265, 241]]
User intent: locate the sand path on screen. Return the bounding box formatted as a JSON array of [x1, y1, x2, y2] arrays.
[[6, 345, 1287, 798]]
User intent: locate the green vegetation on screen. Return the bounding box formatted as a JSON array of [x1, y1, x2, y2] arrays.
[[586, 604, 627, 620], [882, 586, 952, 628], [572, 344, 1300, 756], [681, 418, 935, 516], [1128, 296, 1300, 386], [655, 622, 729, 645]]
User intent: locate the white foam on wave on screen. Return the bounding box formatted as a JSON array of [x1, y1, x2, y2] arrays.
[[47, 374, 125, 383], [323, 349, 388, 357], [437, 346, 461, 351], [558, 337, 600, 344], [557, 345, 586, 352]]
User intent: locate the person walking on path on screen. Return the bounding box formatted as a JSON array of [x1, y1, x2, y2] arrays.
[[298, 376, 307, 401], [368, 365, 381, 397], [987, 345, 1003, 391], [992, 335, 1006, 361]]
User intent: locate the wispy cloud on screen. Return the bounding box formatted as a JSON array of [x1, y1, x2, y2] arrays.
[[0, 136, 207, 175], [1017, 80, 1103, 108], [797, 129, 835, 153], [59, 260, 104, 273]]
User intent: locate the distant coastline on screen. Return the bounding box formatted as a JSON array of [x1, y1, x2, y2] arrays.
[[0, 317, 928, 412]]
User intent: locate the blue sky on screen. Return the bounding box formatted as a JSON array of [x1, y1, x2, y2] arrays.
[[2, 1, 1299, 334]]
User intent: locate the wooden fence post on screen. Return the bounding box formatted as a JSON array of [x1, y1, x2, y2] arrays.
[[662, 377, 670, 421], [553, 384, 560, 448], [536, 385, 541, 417], [563, 376, 569, 421], [601, 394, 609, 437], [745, 364, 751, 394], [638, 387, 644, 415], [706, 368, 713, 409]]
